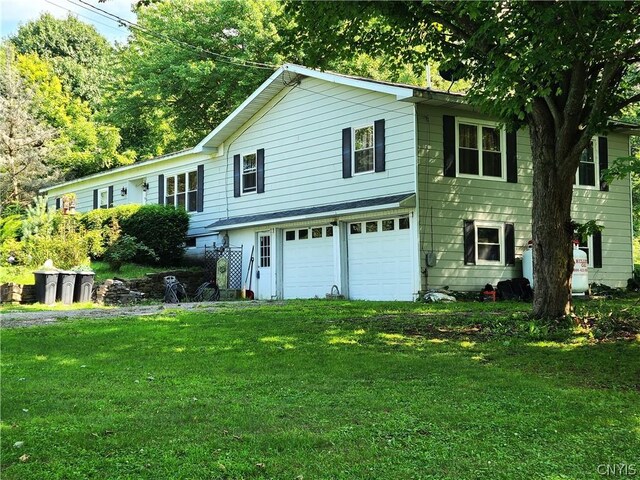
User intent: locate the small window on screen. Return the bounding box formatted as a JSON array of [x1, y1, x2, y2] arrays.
[[165, 170, 198, 212], [259, 235, 271, 268], [285, 231, 295, 241], [242, 153, 257, 193], [350, 223, 362, 234], [366, 221, 378, 233], [457, 120, 505, 180], [99, 188, 109, 209], [185, 237, 197, 248], [475, 223, 503, 264], [399, 218, 410, 230], [326, 226, 334, 237], [353, 125, 374, 174], [298, 229, 308, 240], [577, 235, 594, 268], [312, 227, 323, 238], [382, 219, 394, 231], [576, 140, 597, 187]]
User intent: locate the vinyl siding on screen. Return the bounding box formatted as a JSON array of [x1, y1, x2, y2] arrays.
[[417, 104, 633, 290], [44, 151, 222, 257], [208, 76, 416, 222]]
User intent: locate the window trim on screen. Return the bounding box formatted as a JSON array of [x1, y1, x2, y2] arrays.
[[241, 151, 258, 194], [474, 221, 505, 265], [577, 235, 594, 268], [352, 124, 375, 175], [575, 138, 600, 190], [98, 188, 109, 209], [455, 117, 507, 181], [164, 170, 198, 212]]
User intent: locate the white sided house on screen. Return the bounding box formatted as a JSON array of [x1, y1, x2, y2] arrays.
[[42, 64, 636, 301]]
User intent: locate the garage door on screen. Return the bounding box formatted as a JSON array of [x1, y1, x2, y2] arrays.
[[282, 225, 335, 298], [348, 217, 413, 301]]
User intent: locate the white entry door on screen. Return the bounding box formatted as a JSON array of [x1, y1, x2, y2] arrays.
[[256, 232, 272, 300]]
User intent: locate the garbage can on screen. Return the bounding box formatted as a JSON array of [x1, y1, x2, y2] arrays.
[[34, 270, 60, 305], [56, 270, 77, 305], [73, 271, 95, 303]]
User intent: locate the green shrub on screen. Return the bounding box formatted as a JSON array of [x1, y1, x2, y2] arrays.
[[0, 214, 23, 243], [120, 205, 189, 266], [104, 235, 158, 271], [22, 214, 99, 270], [80, 204, 141, 230]]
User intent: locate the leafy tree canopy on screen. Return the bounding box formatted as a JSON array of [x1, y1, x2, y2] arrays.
[[106, 0, 290, 159], [11, 13, 116, 109]]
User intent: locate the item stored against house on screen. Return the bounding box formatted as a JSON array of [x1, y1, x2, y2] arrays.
[[164, 276, 186, 303], [572, 242, 589, 295]]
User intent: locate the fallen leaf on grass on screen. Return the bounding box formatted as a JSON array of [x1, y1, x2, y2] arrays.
[[19, 454, 30, 462]]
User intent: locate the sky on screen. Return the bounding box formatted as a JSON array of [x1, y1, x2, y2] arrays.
[[0, 0, 136, 44]]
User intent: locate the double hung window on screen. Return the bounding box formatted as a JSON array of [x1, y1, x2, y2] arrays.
[[457, 119, 506, 180]]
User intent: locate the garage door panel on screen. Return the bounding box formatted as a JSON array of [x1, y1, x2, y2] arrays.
[[283, 226, 334, 299], [348, 217, 413, 301]]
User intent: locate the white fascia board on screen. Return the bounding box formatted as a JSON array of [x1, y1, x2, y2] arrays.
[[38, 148, 206, 193], [209, 198, 416, 232], [283, 64, 414, 101], [194, 66, 287, 151]]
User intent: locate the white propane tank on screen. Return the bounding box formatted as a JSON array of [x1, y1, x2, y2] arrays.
[[522, 240, 534, 288], [572, 242, 589, 295]]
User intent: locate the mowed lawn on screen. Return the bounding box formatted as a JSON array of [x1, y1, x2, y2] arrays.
[[1, 301, 639, 479]]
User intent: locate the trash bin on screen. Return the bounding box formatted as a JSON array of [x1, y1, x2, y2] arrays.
[[34, 270, 60, 305], [56, 270, 77, 305], [73, 271, 95, 303]]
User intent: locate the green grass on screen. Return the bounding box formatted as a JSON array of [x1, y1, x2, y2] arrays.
[[1, 300, 638, 479]]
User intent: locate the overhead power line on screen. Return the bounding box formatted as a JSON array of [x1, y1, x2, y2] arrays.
[[63, 0, 279, 71]]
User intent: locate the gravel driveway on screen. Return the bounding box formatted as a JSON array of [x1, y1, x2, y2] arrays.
[[0, 301, 268, 328]]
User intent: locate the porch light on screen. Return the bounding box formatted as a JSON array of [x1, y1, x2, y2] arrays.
[[121, 187, 127, 196], [142, 182, 149, 192]]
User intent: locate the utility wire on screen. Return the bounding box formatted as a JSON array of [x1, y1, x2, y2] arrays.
[[44, 0, 129, 35], [67, 0, 278, 70]]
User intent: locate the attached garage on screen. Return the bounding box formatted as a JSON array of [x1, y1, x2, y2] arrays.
[[282, 225, 335, 298], [347, 216, 414, 300]]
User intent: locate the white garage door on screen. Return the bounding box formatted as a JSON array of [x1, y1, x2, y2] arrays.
[[282, 225, 335, 299], [348, 217, 413, 301]]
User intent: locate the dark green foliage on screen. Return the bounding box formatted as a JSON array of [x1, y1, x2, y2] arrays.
[[10, 13, 115, 109], [120, 204, 189, 265], [104, 234, 158, 271], [80, 204, 141, 231]]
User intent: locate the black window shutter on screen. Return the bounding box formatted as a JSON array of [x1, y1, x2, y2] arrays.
[[374, 119, 385, 172], [158, 174, 164, 204], [93, 189, 98, 209], [506, 131, 518, 183], [593, 231, 603, 268], [443, 115, 456, 177], [342, 127, 352, 178], [55, 197, 61, 210], [505, 223, 515, 265], [256, 148, 265, 193], [197, 164, 204, 212], [464, 220, 476, 265], [598, 136, 609, 192], [233, 154, 241, 198], [108, 186, 114, 207]]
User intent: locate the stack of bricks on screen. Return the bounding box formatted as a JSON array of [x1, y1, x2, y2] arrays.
[[0, 283, 36, 304], [95, 279, 144, 306]]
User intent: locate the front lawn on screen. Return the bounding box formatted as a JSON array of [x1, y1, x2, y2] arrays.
[[1, 300, 638, 479]]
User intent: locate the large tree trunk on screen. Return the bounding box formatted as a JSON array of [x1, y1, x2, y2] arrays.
[[529, 122, 576, 319]]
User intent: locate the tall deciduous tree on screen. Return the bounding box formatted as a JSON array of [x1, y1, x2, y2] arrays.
[[288, 1, 640, 319], [106, 0, 288, 159], [0, 50, 58, 210], [11, 13, 116, 110]]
